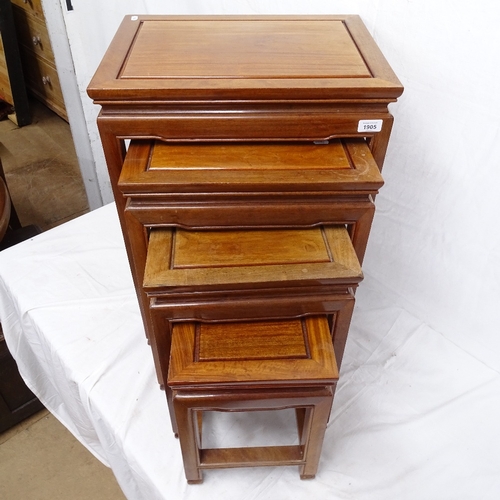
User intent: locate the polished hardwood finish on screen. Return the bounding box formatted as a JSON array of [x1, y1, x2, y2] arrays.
[[120, 138, 382, 264], [196, 320, 309, 362], [145, 225, 359, 435], [170, 318, 337, 388], [144, 225, 362, 291], [173, 228, 331, 268], [169, 316, 337, 482], [148, 141, 353, 174], [121, 19, 371, 80], [144, 225, 360, 367], [120, 137, 380, 377], [88, 16, 402, 446], [149, 288, 355, 384], [121, 139, 385, 193], [88, 16, 402, 102]]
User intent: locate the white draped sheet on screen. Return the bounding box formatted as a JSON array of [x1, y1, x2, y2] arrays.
[[1, 203, 499, 499]]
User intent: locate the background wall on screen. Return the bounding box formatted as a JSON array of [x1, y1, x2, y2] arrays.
[[54, 0, 500, 374]]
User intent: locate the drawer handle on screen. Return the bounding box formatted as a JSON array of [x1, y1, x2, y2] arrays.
[[42, 76, 51, 85], [32, 36, 42, 46]]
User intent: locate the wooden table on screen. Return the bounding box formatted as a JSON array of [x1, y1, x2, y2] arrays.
[[87, 16, 403, 434]]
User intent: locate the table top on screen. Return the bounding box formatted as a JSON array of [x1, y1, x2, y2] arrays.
[[87, 15, 403, 103], [119, 139, 384, 194], [169, 317, 338, 389]]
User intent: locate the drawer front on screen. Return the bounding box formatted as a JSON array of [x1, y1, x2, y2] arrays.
[[11, 0, 44, 20], [0, 37, 14, 104], [19, 46, 66, 118], [13, 5, 55, 62]]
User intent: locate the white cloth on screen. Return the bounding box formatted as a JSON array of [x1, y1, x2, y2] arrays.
[[1, 203, 499, 499]]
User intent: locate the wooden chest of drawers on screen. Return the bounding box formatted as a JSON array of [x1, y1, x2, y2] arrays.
[[11, 0, 67, 120]]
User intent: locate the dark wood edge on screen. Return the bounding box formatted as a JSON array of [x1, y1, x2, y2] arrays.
[[0, 0, 30, 126], [344, 16, 403, 90]]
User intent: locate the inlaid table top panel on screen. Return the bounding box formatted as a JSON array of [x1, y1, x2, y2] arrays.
[[87, 15, 403, 102], [143, 225, 362, 292], [168, 316, 338, 389], [172, 228, 330, 269], [121, 20, 370, 80]]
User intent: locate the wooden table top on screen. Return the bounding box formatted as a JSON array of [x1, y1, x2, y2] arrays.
[[87, 15, 403, 103]]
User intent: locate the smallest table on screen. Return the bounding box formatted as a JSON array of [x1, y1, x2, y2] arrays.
[[168, 316, 338, 483]]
